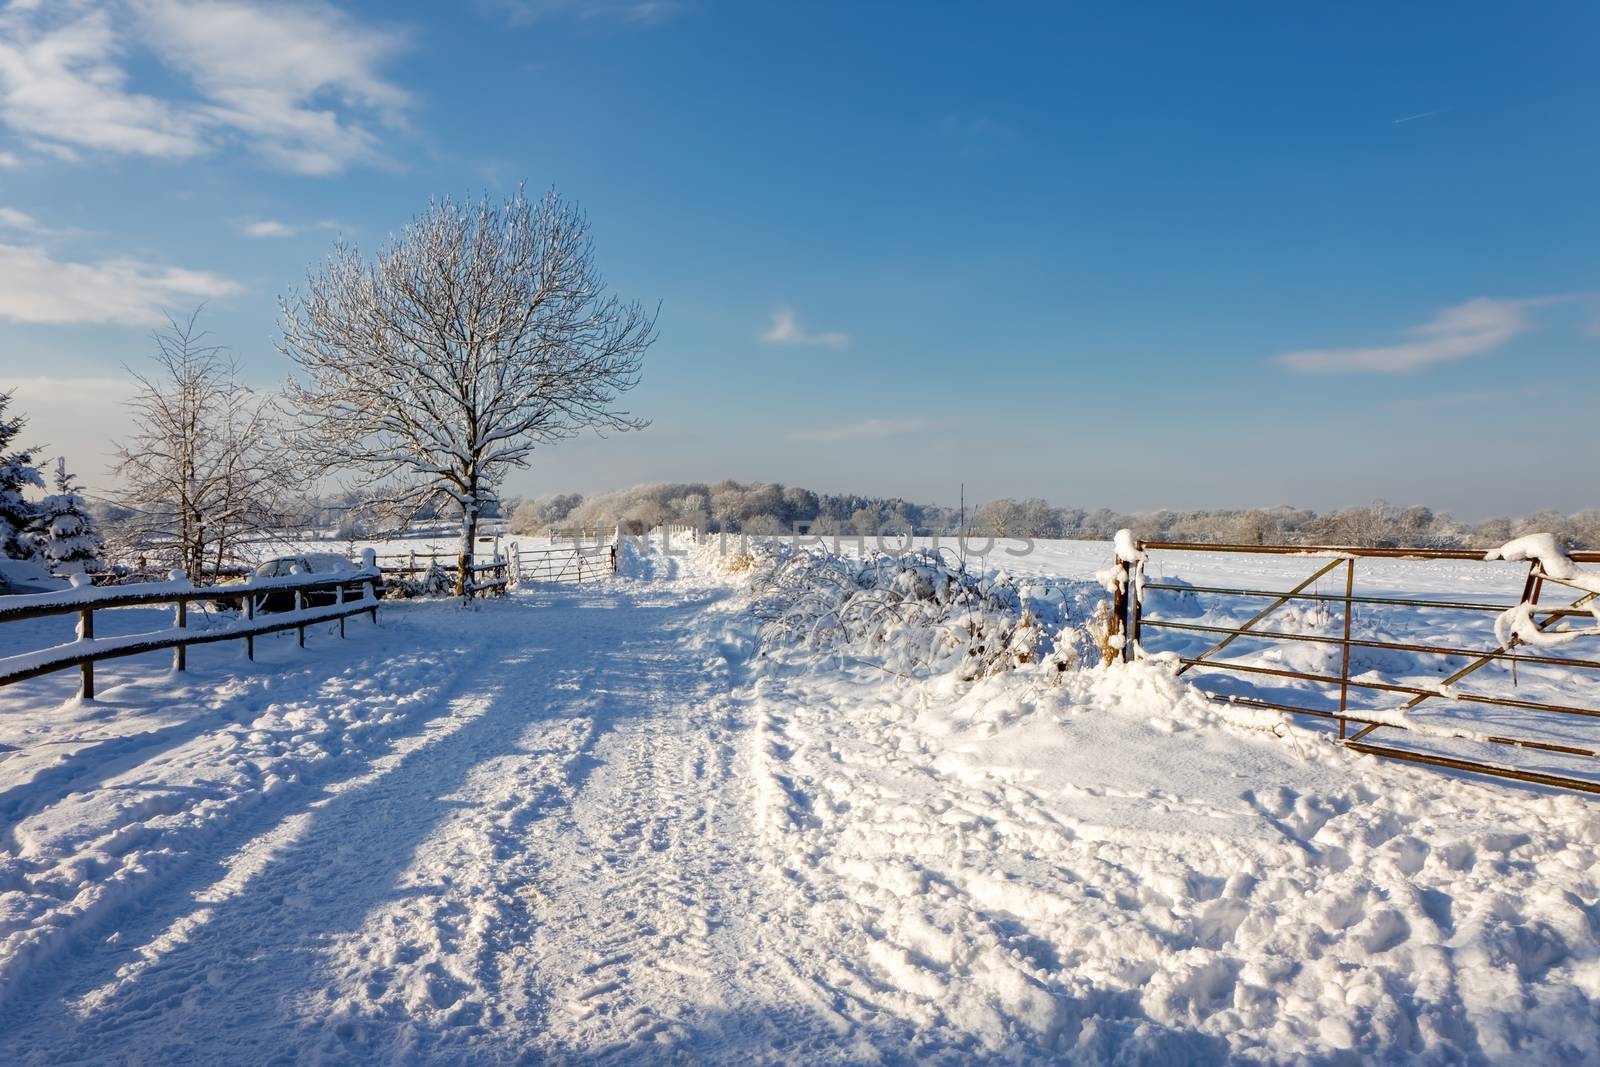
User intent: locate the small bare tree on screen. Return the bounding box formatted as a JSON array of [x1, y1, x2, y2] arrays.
[[112, 311, 290, 579], [280, 187, 656, 595]]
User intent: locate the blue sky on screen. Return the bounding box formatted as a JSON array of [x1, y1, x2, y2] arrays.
[[0, 1, 1595, 517]]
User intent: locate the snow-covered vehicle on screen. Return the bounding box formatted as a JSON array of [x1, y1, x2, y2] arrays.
[[249, 553, 384, 612], [0, 557, 70, 596]]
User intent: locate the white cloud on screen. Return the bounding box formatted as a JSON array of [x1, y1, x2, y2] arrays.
[[0, 6, 205, 160], [489, 0, 684, 25], [0, 205, 41, 230], [1274, 297, 1546, 374], [761, 307, 849, 349], [0, 241, 239, 325], [0, 1, 410, 174], [0, 149, 20, 167], [789, 417, 939, 443], [240, 218, 344, 239], [137, 0, 411, 175], [241, 219, 295, 239]]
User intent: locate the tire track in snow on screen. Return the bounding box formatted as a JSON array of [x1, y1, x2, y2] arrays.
[[0, 581, 782, 1065]]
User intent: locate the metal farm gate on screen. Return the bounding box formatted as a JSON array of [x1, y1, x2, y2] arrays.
[[508, 543, 617, 585], [1111, 542, 1600, 794]]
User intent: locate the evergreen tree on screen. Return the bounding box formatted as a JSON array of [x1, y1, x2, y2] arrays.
[[36, 457, 104, 574], [0, 391, 43, 561]]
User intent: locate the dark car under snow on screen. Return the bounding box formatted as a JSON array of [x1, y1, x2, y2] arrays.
[[248, 553, 384, 613]]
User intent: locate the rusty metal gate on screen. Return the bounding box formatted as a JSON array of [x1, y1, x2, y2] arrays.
[[1111, 542, 1600, 794]]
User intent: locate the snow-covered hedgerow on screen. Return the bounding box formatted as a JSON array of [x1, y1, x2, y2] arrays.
[[744, 544, 1103, 682]]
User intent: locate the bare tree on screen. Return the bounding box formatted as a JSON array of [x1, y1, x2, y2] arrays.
[[112, 311, 291, 578], [280, 187, 656, 595]]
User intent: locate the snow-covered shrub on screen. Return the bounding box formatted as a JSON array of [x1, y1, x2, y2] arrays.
[[385, 561, 456, 599], [747, 545, 1100, 682]]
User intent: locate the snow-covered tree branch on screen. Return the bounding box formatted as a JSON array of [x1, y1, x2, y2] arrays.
[[279, 186, 656, 595], [112, 311, 295, 579]]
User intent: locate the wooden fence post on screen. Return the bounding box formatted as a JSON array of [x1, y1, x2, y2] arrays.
[[1128, 557, 1144, 662], [362, 549, 379, 623], [1109, 558, 1130, 665], [245, 593, 255, 661], [295, 588, 305, 647], [79, 606, 94, 700], [175, 597, 187, 672]]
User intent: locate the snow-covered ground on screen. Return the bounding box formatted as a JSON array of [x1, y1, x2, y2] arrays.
[[0, 539, 1594, 1064]]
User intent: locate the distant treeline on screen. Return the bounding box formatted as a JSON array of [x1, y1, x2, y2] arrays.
[[502, 481, 1600, 550]]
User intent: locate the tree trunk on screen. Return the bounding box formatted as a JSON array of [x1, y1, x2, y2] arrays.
[[457, 499, 477, 598]]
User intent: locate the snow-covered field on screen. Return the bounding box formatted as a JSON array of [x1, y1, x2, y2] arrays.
[[0, 538, 1594, 1064]]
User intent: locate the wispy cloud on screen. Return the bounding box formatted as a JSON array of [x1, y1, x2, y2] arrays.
[[761, 307, 848, 349], [942, 113, 1006, 139], [240, 218, 344, 239], [0, 1, 411, 174], [242, 220, 295, 239], [1393, 107, 1449, 125], [0, 150, 19, 168], [1274, 296, 1552, 374], [0, 206, 43, 231], [486, 0, 684, 26], [789, 417, 941, 444], [1382, 384, 1545, 414], [0, 240, 238, 326]]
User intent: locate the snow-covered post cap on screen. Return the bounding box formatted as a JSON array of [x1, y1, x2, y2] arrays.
[[68, 573, 91, 589], [168, 568, 190, 586], [1113, 528, 1147, 564], [361, 547, 377, 572]]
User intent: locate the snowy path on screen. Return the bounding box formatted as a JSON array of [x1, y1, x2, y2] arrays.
[[0, 552, 1595, 1065], [0, 576, 818, 1064]]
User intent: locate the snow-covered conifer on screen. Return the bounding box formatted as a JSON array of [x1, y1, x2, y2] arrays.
[[0, 391, 44, 560], [36, 457, 104, 574]]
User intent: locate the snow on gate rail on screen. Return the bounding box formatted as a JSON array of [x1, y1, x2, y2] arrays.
[[0, 561, 381, 701], [1110, 538, 1600, 793]]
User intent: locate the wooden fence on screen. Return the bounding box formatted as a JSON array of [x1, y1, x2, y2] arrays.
[[373, 553, 510, 596], [0, 568, 381, 701]]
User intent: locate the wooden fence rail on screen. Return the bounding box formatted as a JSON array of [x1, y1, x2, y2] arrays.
[[0, 568, 381, 701], [373, 554, 511, 597], [464, 559, 511, 596]]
